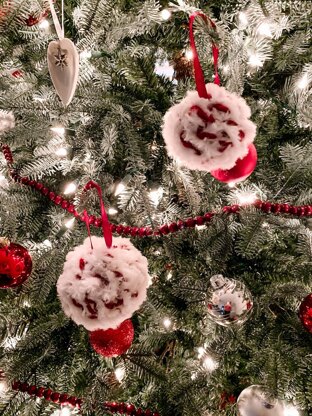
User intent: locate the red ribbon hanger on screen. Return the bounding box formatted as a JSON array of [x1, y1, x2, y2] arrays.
[[83, 180, 112, 249], [189, 11, 220, 98]]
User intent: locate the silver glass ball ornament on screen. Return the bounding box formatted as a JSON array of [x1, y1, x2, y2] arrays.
[[237, 385, 286, 416], [206, 275, 253, 326]]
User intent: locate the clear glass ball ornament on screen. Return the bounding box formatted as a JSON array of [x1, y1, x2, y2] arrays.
[[205, 275, 253, 326], [237, 385, 286, 416]]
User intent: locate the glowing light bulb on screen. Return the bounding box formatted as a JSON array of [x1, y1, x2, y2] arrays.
[[80, 50, 92, 60], [238, 11, 248, 28], [257, 22, 272, 37], [149, 187, 163, 207], [65, 218, 75, 229], [38, 19, 49, 29], [43, 239, 52, 248], [236, 191, 257, 204], [55, 147, 68, 157], [23, 300, 31, 308], [195, 224, 206, 231], [166, 271, 173, 281], [284, 406, 300, 416], [60, 407, 72, 416], [114, 367, 125, 382], [191, 373, 198, 380], [262, 221, 269, 228], [202, 355, 218, 372], [197, 347, 206, 359], [64, 183, 77, 195], [163, 318, 172, 329], [108, 207, 118, 215], [160, 9, 171, 21], [50, 126, 65, 136], [248, 53, 263, 68], [115, 182, 126, 196], [297, 73, 309, 90], [185, 49, 194, 60], [223, 64, 230, 74], [228, 182, 236, 188]]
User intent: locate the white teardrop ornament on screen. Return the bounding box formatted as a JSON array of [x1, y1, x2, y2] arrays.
[[47, 38, 79, 106]]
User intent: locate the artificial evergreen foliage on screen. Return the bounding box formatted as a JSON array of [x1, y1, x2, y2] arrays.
[[0, 0, 311, 415]]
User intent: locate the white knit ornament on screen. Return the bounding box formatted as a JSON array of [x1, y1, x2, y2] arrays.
[[162, 83, 256, 171], [0, 111, 14, 133], [57, 236, 151, 331]]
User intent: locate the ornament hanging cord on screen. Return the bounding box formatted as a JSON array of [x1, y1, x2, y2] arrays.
[[48, 0, 64, 40], [189, 11, 220, 99], [1, 144, 311, 238]]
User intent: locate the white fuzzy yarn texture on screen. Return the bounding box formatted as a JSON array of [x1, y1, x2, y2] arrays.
[[162, 83, 256, 171], [57, 236, 151, 331], [0, 111, 15, 134]]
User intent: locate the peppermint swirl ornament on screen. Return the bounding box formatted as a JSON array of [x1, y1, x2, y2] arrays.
[[162, 12, 257, 183]]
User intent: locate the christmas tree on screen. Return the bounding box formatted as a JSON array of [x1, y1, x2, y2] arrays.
[[0, 0, 311, 415]]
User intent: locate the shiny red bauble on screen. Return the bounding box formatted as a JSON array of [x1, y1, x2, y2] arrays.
[[299, 294, 312, 333], [89, 319, 134, 357], [0, 240, 32, 288], [210, 143, 257, 184]]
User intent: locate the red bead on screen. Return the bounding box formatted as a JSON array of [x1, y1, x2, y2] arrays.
[[271, 204, 280, 213], [177, 220, 185, 229], [61, 200, 69, 209], [152, 413, 160, 416], [159, 224, 169, 235], [185, 218, 196, 227], [304, 206, 312, 215], [94, 218, 102, 227], [27, 385, 37, 395], [297, 207, 305, 216], [299, 294, 312, 333], [145, 410, 152, 416], [131, 227, 139, 237], [67, 396, 78, 407], [51, 392, 60, 403], [116, 225, 124, 234], [28, 180, 35, 187], [222, 206, 231, 213], [126, 404, 136, 414], [107, 402, 118, 411], [21, 177, 29, 184], [43, 389, 52, 400], [262, 202, 272, 213], [230, 204, 240, 213], [48, 192, 56, 201], [59, 394, 69, 404], [196, 216, 204, 225], [119, 403, 126, 413], [136, 409, 143, 416], [123, 226, 131, 235], [88, 215, 95, 225], [290, 206, 298, 215], [204, 213, 213, 221], [35, 182, 43, 191], [139, 227, 146, 237], [145, 228, 153, 236], [253, 200, 263, 208], [168, 222, 178, 233], [54, 196, 62, 205], [36, 387, 45, 398], [280, 203, 290, 213], [20, 382, 29, 392], [41, 187, 49, 196], [12, 381, 20, 390], [67, 204, 75, 214]]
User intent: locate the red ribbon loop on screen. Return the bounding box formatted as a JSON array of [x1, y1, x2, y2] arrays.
[[189, 12, 220, 98], [83, 180, 112, 249]]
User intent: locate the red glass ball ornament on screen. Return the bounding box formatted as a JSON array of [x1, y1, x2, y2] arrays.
[[89, 319, 134, 357], [210, 143, 257, 184], [299, 294, 312, 333], [0, 239, 32, 288]]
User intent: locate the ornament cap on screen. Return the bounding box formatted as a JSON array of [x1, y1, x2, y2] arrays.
[[210, 274, 228, 290], [0, 237, 10, 248]]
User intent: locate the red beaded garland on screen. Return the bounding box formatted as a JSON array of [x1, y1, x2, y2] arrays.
[[299, 294, 312, 333]]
